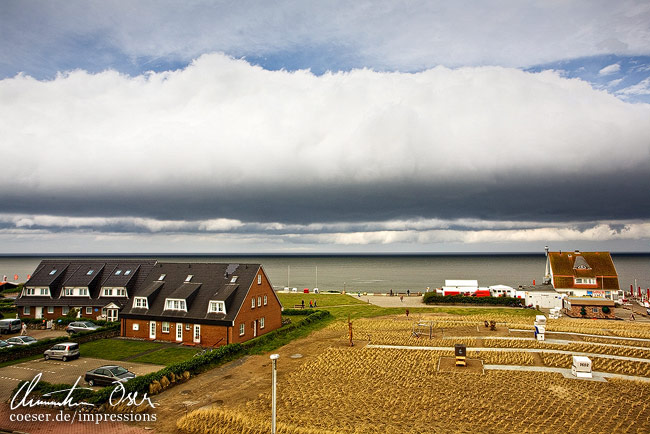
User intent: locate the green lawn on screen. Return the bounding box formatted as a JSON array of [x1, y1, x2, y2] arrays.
[[277, 292, 366, 308], [80, 339, 164, 360], [131, 347, 200, 365]]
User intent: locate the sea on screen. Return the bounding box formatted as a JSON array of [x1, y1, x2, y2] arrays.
[[1, 254, 649, 294]]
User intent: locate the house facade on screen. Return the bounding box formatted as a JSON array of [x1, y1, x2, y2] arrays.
[[563, 297, 616, 319], [543, 248, 622, 300], [15, 260, 156, 321], [119, 262, 283, 347]]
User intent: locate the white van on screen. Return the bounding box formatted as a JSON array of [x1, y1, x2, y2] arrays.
[[0, 319, 22, 334]]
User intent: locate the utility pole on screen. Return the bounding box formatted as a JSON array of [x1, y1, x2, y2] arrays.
[[270, 353, 279, 433]]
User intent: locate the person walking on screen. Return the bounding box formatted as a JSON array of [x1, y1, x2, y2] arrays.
[[407, 290, 410, 297], [400, 295, 404, 302], [301, 300, 305, 309], [21, 322, 27, 335]]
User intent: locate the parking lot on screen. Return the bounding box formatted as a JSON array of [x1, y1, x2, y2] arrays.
[[0, 356, 164, 401]]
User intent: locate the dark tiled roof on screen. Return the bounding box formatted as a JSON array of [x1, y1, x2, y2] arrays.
[[24, 262, 70, 287], [121, 262, 261, 326], [62, 263, 106, 287], [101, 263, 143, 287]]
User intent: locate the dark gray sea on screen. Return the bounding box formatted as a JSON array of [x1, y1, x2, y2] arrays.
[[1, 254, 648, 293]]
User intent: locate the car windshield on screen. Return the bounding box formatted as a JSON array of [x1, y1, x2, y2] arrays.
[[0, 341, 8, 347], [83, 322, 96, 327], [24, 337, 36, 342], [109, 366, 128, 376]]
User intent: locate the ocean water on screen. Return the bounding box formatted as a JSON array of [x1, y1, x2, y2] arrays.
[[1, 254, 648, 293]]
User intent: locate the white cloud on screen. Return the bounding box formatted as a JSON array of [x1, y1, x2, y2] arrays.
[[617, 77, 650, 96], [1, 54, 649, 197], [598, 63, 621, 75], [607, 78, 624, 87]]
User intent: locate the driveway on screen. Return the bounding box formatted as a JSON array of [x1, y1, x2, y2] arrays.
[[0, 357, 163, 401]]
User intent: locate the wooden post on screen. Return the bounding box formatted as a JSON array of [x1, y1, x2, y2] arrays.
[[348, 314, 353, 347]]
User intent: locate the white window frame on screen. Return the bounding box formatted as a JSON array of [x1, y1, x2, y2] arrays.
[[24, 287, 35, 295], [86, 307, 92, 315], [258, 274, 262, 285], [64, 288, 73, 296], [176, 323, 183, 341], [264, 295, 267, 305], [165, 298, 187, 312], [133, 323, 139, 331], [575, 278, 596, 285], [239, 323, 245, 336], [185, 323, 191, 330], [39, 288, 49, 295], [193, 324, 201, 343], [162, 322, 170, 333], [47, 306, 54, 314], [62, 306, 69, 315], [149, 321, 156, 339], [24, 306, 30, 315], [592, 307, 599, 313], [134, 297, 148, 309], [251, 298, 255, 309], [257, 296, 262, 307], [103, 288, 113, 296], [208, 301, 226, 314], [260, 317, 265, 329]]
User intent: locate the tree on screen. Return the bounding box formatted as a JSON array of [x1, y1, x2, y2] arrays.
[[580, 306, 587, 317], [602, 306, 611, 314]]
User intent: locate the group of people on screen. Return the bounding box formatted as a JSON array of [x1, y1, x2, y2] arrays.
[[300, 299, 317, 309]]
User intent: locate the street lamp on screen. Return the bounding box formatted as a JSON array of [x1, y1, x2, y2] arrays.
[[270, 353, 280, 434]]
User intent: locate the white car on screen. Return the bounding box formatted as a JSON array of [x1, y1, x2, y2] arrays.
[[6, 336, 37, 346]]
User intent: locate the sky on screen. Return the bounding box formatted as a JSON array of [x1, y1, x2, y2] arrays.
[[1, 0, 649, 254]]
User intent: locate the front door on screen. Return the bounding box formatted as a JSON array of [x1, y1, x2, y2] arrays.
[[176, 323, 183, 342], [252, 320, 257, 337], [149, 321, 156, 339], [193, 324, 200, 343], [35, 307, 43, 319], [107, 309, 118, 322]]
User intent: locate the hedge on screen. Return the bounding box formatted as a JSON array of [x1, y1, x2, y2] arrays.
[[12, 309, 332, 407], [422, 293, 524, 307]]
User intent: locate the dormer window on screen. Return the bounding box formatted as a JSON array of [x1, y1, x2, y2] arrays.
[[39, 288, 49, 296], [103, 288, 113, 296], [24, 287, 35, 295], [208, 301, 226, 314], [165, 298, 187, 311], [575, 278, 596, 285], [65, 288, 73, 296], [134, 297, 148, 309], [230, 276, 238, 283], [49, 270, 57, 275], [158, 274, 166, 281], [185, 275, 193, 282], [86, 270, 94, 275], [115, 270, 122, 275]]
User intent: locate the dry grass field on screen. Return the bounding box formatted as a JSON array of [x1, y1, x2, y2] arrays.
[[177, 313, 650, 434]]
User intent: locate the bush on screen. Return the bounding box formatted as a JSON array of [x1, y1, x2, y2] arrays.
[[602, 306, 611, 314], [422, 293, 523, 307]]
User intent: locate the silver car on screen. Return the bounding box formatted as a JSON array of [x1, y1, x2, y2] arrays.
[[6, 336, 37, 346], [44, 342, 80, 362], [65, 321, 100, 334]]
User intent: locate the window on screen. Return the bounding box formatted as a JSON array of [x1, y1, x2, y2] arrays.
[[119, 289, 126, 296], [134, 297, 148, 309], [24, 287, 35, 295], [104, 288, 113, 296], [115, 270, 122, 275], [39, 288, 49, 295], [65, 288, 73, 296], [185, 275, 193, 282], [185, 323, 191, 330], [258, 296, 262, 307], [86, 307, 92, 314], [158, 274, 166, 281], [24, 306, 30, 315], [80, 288, 88, 296], [86, 270, 94, 275], [230, 276, 238, 283], [49, 269, 57, 275], [124, 270, 132, 275], [62, 306, 69, 315], [260, 317, 265, 329], [165, 299, 187, 311], [575, 278, 596, 285], [258, 275, 262, 285], [162, 322, 170, 333], [251, 298, 255, 309], [47, 306, 54, 314], [264, 295, 267, 305], [592, 308, 599, 313], [133, 323, 139, 331], [208, 301, 225, 314], [239, 323, 245, 336]]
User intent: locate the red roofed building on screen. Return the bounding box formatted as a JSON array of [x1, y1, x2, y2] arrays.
[[543, 247, 621, 300]]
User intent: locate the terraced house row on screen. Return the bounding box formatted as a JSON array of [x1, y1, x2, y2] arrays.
[[15, 260, 283, 346]]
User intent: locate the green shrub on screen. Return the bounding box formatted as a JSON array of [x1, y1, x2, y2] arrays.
[[422, 293, 523, 307]]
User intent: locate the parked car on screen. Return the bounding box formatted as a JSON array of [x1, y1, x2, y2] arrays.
[[66, 321, 100, 334], [0, 340, 13, 349], [84, 365, 135, 387], [0, 319, 22, 334], [6, 336, 37, 346], [43, 342, 80, 361]]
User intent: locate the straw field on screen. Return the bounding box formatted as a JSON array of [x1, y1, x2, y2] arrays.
[[179, 346, 650, 433]]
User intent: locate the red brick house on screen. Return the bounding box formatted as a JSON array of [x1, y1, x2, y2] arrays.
[[15, 260, 156, 321], [119, 262, 283, 347], [563, 297, 616, 319], [543, 249, 621, 300]]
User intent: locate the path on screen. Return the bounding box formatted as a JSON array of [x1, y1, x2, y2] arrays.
[[483, 365, 650, 383]]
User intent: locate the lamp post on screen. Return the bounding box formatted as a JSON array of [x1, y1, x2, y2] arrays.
[[270, 353, 279, 434]]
